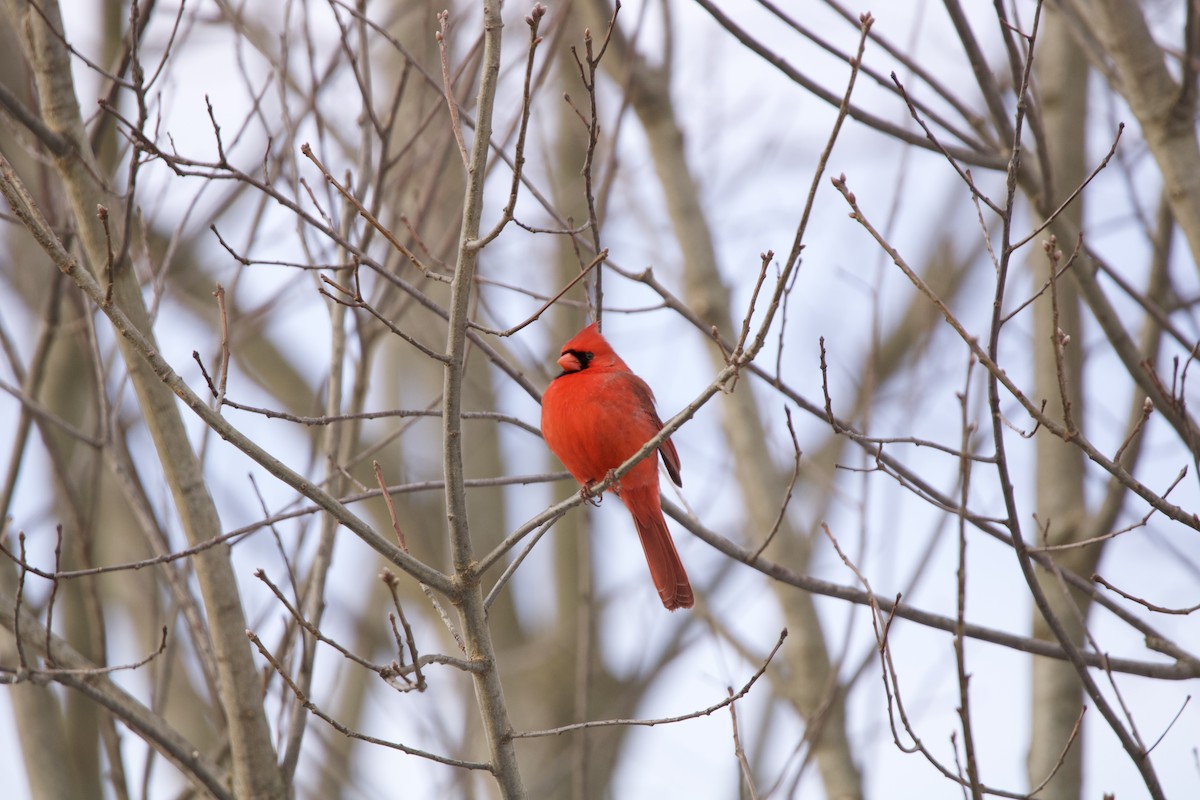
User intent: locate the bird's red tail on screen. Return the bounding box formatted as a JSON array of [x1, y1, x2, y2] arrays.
[[622, 485, 694, 610]]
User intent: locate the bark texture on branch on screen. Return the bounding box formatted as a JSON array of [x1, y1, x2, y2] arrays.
[[0, 1, 284, 796], [1087, 0, 1200, 269]]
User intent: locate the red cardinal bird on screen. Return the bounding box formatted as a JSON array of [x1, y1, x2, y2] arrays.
[[541, 322, 694, 610]]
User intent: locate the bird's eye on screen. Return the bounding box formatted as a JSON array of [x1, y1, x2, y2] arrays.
[[585, 351, 593, 359]]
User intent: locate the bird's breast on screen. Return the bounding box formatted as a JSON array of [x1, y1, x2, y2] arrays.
[[541, 370, 661, 487]]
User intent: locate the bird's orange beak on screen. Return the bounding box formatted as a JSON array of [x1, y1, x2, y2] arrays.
[[557, 351, 583, 372]]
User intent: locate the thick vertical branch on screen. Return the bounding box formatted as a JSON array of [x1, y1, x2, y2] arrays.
[[0, 2, 284, 797], [280, 262, 351, 783], [1027, 8, 1093, 797], [0, 276, 81, 799], [441, 1, 526, 796]]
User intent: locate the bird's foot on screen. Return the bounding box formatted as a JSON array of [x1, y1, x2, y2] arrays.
[[580, 482, 603, 507]]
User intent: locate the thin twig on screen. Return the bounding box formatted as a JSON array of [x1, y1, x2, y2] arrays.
[[246, 631, 489, 770], [513, 629, 787, 738], [751, 407, 801, 560], [479, 249, 607, 337], [436, 11, 469, 168], [373, 462, 464, 653], [300, 143, 439, 279], [473, 3, 548, 248], [728, 687, 761, 800], [1007, 123, 1125, 253], [1092, 575, 1200, 616]]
